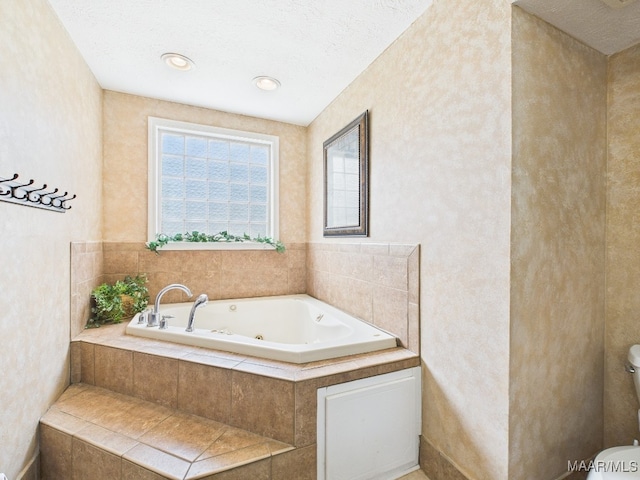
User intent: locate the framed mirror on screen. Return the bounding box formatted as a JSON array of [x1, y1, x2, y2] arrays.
[[323, 110, 369, 237]]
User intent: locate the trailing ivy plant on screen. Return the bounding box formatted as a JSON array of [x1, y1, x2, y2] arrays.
[[86, 274, 149, 328], [146, 231, 285, 254]]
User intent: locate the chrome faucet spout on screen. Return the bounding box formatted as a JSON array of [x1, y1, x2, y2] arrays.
[[186, 294, 208, 332], [149, 283, 192, 326]]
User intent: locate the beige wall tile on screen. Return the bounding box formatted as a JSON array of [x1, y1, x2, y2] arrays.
[[420, 436, 469, 480], [178, 361, 232, 423], [372, 286, 408, 347], [287, 267, 307, 294], [408, 248, 420, 305], [230, 372, 295, 444], [103, 250, 138, 275], [272, 444, 316, 480], [372, 255, 408, 291], [139, 412, 226, 462], [306, 242, 418, 345], [294, 380, 322, 448], [139, 250, 185, 274], [80, 342, 95, 385], [41, 409, 89, 436], [192, 456, 271, 480], [180, 250, 223, 272], [122, 460, 168, 480], [70, 342, 82, 384], [408, 302, 420, 354], [94, 346, 134, 396], [102, 241, 306, 302], [70, 242, 105, 338], [199, 427, 269, 460], [17, 455, 39, 480], [123, 443, 191, 480], [71, 438, 121, 480], [40, 425, 73, 480], [185, 270, 222, 301], [75, 423, 138, 457], [219, 268, 290, 298], [133, 352, 179, 408]]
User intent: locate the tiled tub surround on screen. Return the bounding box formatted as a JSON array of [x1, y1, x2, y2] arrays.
[[59, 240, 420, 478], [70, 241, 307, 339], [71, 241, 419, 355], [307, 243, 420, 354], [41, 323, 419, 479], [102, 241, 307, 302]]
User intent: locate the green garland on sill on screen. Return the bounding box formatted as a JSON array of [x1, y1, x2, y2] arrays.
[[146, 231, 285, 254]]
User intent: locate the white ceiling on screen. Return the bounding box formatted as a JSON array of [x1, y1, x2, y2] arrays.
[[47, 0, 433, 126], [514, 0, 640, 55], [47, 0, 640, 127]]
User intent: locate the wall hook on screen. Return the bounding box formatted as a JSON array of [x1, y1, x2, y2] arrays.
[[25, 184, 48, 203], [0, 173, 76, 213], [11, 179, 35, 200], [0, 173, 19, 185]]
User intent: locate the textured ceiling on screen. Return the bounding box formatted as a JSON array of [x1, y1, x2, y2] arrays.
[[47, 0, 433, 126], [514, 0, 640, 55], [48, 0, 640, 126]]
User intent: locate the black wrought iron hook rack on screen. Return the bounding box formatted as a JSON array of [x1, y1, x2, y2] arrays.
[[0, 173, 76, 213]]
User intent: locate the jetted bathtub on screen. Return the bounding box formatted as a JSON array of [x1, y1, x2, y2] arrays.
[[126, 294, 398, 363]]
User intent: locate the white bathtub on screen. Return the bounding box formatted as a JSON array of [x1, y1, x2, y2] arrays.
[[126, 294, 398, 363]]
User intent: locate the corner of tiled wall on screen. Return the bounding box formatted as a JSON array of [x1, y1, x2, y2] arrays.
[[70, 241, 104, 339], [306, 242, 420, 354]]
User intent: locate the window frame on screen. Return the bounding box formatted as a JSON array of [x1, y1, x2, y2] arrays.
[[147, 116, 279, 250]]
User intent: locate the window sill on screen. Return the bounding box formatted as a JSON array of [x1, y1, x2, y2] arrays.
[[149, 241, 277, 252]]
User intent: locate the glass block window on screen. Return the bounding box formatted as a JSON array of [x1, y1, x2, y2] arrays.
[[148, 117, 279, 244]]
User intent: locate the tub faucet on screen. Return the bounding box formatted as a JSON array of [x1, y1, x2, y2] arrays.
[[149, 284, 193, 326], [186, 294, 208, 332]]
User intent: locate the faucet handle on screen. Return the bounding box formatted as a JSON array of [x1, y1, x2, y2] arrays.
[[137, 309, 149, 325], [159, 315, 174, 330]]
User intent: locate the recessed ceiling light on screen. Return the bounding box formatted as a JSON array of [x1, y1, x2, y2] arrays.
[[253, 76, 281, 91], [161, 53, 195, 71]]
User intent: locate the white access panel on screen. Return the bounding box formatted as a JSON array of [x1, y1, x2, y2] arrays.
[[317, 367, 421, 480]]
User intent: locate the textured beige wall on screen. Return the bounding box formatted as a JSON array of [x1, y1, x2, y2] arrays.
[[307, 1, 513, 478], [103, 91, 307, 244], [510, 8, 607, 480], [605, 42, 640, 448], [0, 1, 103, 478]]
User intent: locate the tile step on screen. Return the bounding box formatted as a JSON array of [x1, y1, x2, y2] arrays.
[[40, 383, 295, 480]]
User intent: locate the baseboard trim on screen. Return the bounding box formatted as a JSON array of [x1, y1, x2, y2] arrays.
[[16, 450, 39, 480], [419, 436, 470, 480]]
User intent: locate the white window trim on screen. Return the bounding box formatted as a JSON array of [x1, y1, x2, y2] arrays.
[[147, 116, 279, 250]]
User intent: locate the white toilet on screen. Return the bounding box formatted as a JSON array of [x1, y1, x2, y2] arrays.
[[587, 345, 640, 479]]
